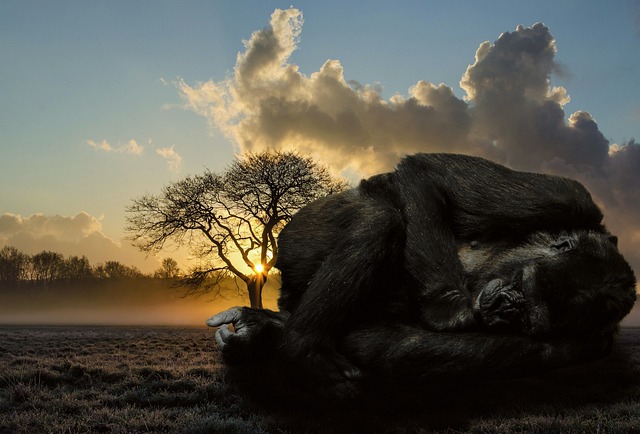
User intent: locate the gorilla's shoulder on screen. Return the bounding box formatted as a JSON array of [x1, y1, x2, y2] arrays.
[[398, 153, 501, 169], [359, 173, 396, 196]]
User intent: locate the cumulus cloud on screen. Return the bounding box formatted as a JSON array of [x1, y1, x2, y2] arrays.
[[0, 212, 159, 273], [176, 8, 477, 173], [87, 139, 144, 156], [156, 146, 182, 172], [177, 9, 639, 280], [460, 24, 610, 172]]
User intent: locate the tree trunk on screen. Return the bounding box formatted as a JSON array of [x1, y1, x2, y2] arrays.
[[247, 274, 267, 309]]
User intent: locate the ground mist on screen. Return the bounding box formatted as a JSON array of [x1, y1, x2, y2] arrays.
[[0, 278, 281, 327]]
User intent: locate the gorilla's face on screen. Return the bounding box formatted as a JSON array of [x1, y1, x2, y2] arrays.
[[460, 231, 637, 337]]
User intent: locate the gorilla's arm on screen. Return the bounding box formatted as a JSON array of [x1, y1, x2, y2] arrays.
[[397, 154, 604, 241], [342, 323, 611, 383], [208, 308, 611, 393], [279, 194, 406, 370], [393, 153, 604, 331]]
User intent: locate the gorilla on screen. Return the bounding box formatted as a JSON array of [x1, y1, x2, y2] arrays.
[[207, 153, 636, 398]]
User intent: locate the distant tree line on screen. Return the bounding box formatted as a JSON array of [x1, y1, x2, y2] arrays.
[[0, 246, 181, 287]]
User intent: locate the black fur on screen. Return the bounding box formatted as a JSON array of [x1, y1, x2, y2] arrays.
[[207, 153, 636, 399]]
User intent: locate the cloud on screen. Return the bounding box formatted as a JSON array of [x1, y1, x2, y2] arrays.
[[124, 139, 144, 156], [87, 139, 114, 152], [460, 24, 609, 172], [0, 212, 102, 242], [177, 9, 639, 281], [87, 139, 144, 156], [176, 8, 476, 174], [86, 137, 183, 171], [156, 146, 182, 172], [87, 138, 182, 172], [0, 212, 159, 273]]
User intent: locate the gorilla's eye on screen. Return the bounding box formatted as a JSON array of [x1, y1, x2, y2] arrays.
[[551, 237, 577, 253]]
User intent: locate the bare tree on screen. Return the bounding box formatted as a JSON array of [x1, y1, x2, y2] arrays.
[[63, 255, 95, 280], [126, 150, 347, 308], [31, 251, 65, 286], [154, 258, 181, 279], [94, 261, 144, 279], [0, 246, 29, 284]]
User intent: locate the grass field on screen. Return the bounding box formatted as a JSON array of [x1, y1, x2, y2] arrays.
[[1, 326, 640, 434]]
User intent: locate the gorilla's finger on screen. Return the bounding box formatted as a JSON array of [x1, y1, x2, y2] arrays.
[[214, 328, 226, 348], [234, 324, 250, 336], [205, 307, 243, 328], [344, 365, 362, 380], [215, 326, 233, 348]]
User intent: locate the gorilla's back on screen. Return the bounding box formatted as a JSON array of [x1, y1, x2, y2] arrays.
[[276, 189, 363, 312]]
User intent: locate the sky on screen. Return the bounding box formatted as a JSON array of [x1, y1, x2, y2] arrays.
[[1, 1, 639, 282]]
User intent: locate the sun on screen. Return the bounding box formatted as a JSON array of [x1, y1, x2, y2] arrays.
[[254, 263, 264, 273]]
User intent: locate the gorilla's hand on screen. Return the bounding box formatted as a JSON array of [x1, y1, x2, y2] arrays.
[[206, 307, 242, 349], [208, 307, 362, 398], [206, 307, 287, 364], [475, 278, 526, 331]]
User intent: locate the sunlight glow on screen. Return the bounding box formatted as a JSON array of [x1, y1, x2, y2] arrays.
[[254, 263, 264, 273]]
